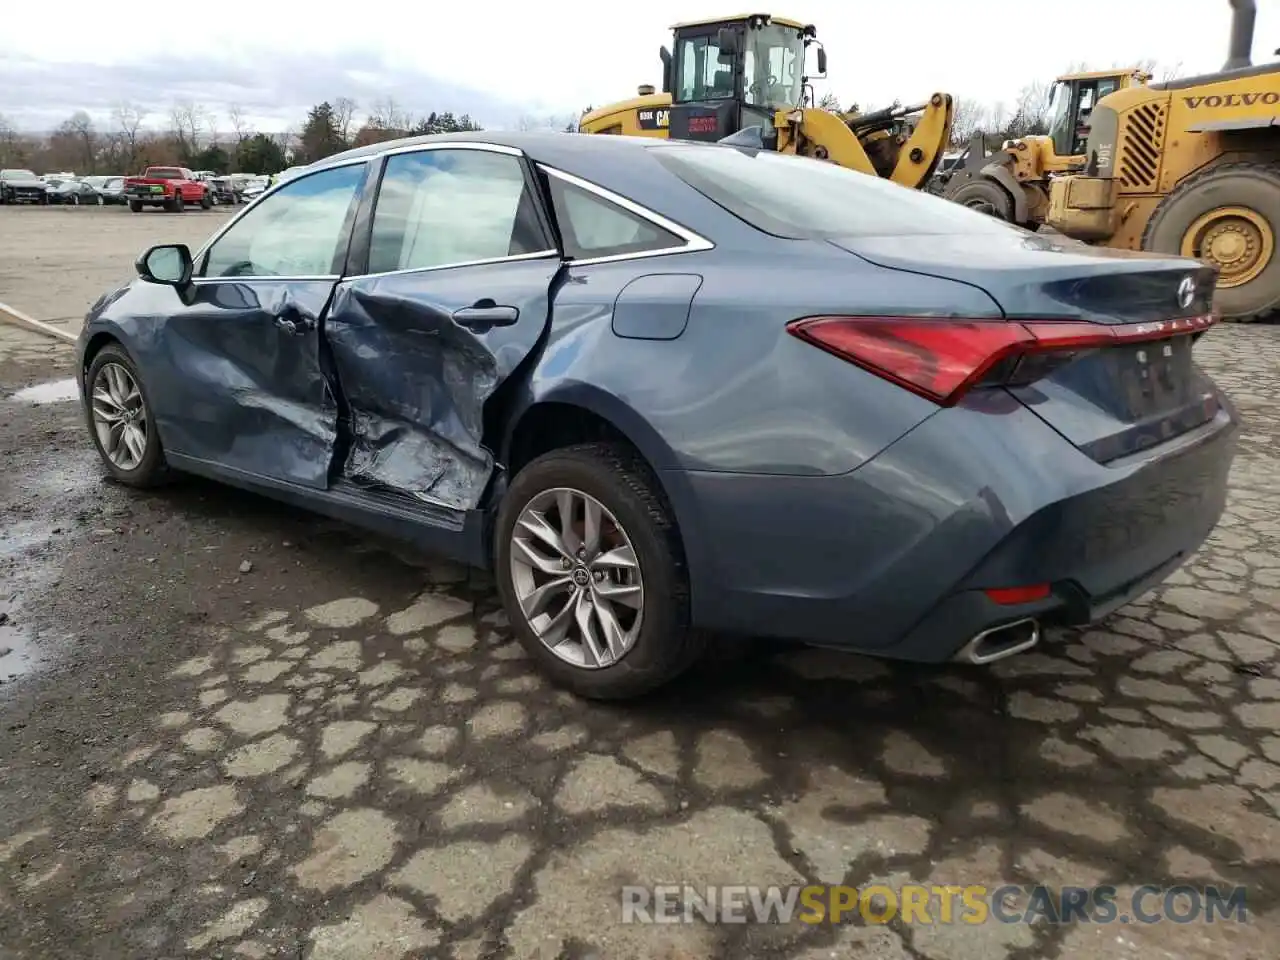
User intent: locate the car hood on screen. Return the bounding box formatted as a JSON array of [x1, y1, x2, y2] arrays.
[[826, 231, 1217, 325], [3, 176, 46, 187]]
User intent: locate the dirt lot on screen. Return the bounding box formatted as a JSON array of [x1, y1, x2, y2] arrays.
[[1, 206, 1280, 960]]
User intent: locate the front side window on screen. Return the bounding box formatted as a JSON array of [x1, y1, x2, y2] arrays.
[[547, 174, 683, 260], [676, 34, 735, 103], [367, 149, 551, 275], [202, 163, 365, 278]]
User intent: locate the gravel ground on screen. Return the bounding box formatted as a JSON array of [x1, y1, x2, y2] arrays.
[[1, 206, 1279, 960]]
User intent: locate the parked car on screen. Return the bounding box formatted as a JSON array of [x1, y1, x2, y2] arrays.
[[48, 178, 106, 205], [206, 177, 240, 205], [276, 165, 307, 183], [97, 176, 128, 205], [0, 168, 50, 204], [123, 166, 212, 212], [73, 132, 1237, 700], [238, 176, 270, 201]]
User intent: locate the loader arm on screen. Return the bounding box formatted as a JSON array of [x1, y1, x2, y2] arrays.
[[773, 93, 955, 188]]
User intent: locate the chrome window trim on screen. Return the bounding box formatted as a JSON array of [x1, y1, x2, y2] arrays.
[[536, 164, 715, 265], [347, 249, 561, 283], [191, 155, 372, 271], [193, 275, 340, 285], [379, 141, 523, 159]]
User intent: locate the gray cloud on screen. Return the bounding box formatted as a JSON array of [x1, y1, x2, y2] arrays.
[[1, 47, 555, 133]]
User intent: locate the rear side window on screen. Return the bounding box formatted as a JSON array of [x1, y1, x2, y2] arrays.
[[368, 149, 551, 275], [652, 144, 1020, 239], [546, 174, 683, 260]]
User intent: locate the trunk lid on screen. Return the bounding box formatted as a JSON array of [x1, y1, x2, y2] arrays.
[[828, 231, 1223, 464]]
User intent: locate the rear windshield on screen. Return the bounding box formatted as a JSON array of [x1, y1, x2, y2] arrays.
[[650, 144, 1020, 239], [145, 168, 184, 179]]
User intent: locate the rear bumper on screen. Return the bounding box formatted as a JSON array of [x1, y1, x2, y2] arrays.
[[680, 390, 1238, 661]]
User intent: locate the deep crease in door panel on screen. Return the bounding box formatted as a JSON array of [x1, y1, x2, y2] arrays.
[[325, 282, 499, 508]]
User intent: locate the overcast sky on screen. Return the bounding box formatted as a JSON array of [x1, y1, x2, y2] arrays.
[[1, 0, 1275, 134]]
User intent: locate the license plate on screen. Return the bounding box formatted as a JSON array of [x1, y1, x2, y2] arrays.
[[1111, 338, 1193, 418], [150, 185, 163, 193]]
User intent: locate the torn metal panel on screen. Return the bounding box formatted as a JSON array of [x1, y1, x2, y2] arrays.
[[324, 260, 559, 510]]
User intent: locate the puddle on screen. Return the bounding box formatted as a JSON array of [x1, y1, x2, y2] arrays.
[[8, 378, 78, 405], [0, 616, 38, 684]]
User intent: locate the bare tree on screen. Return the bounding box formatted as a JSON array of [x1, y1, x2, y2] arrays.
[[368, 97, 409, 132], [333, 97, 358, 144], [112, 101, 147, 171], [950, 97, 985, 147], [1008, 79, 1052, 137], [168, 99, 207, 159], [0, 114, 23, 166], [227, 103, 252, 144], [816, 91, 842, 113], [62, 111, 98, 172]]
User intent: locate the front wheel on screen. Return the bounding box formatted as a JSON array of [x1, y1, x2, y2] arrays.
[[200, 191, 212, 210], [83, 344, 170, 487], [946, 176, 1016, 223], [494, 442, 701, 700]]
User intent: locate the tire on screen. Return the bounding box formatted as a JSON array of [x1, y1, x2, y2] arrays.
[[200, 191, 212, 210], [128, 198, 142, 213], [96, 194, 103, 206], [494, 442, 702, 700], [946, 176, 1016, 223], [38, 193, 49, 206], [83, 344, 170, 488], [171, 192, 185, 213], [1142, 161, 1280, 323], [71, 194, 79, 206]]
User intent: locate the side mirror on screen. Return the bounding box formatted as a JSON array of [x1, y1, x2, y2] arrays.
[[816, 47, 828, 76], [136, 243, 193, 286], [660, 45, 672, 94], [716, 26, 738, 55]]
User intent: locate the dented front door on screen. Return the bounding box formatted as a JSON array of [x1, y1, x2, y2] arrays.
[[322, 144, 561, 511], [162, 161, 369, 488]]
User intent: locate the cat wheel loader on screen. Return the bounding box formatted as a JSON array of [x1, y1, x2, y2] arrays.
[[1047, 0, 1280, 322], [578, 13, 954, 191], [942, 67, 1152, 229]]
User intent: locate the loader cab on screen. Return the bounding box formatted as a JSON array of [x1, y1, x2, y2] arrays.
[[661, 14, 818, 142], [1045, 69, 1149, 158]]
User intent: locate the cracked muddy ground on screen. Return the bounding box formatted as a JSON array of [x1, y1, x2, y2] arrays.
[[3, 211, 1280, 959]]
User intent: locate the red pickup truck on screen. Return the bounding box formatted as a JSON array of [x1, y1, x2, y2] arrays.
[[123, 166, 212, 213]]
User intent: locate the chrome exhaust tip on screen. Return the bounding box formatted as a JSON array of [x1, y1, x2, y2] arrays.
[[953, 618, 1040, 665]]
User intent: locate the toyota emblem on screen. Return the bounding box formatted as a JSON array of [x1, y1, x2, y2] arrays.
[[1177, 276, 1196, 311]]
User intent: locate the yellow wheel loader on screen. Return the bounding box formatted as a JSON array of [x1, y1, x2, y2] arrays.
[[1047, 0, 1280, 322], [578, 13, 954, 191], [942, 68, 1152, 229]]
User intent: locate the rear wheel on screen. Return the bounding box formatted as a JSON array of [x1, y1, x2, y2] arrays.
[[946, 176, 1015, 223], [171, 192, 185, 213], [494, 442, 703, 700], [128, 198, 142, 213], [1142, 162, 1280, 323]]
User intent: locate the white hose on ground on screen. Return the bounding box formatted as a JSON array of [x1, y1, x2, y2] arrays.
[[0, 301, 77, 344]]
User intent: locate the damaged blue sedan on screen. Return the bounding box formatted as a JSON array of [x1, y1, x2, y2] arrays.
[[76, 131, 1237, 699]]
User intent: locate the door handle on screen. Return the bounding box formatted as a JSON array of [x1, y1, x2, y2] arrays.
[[273, 311, 315, 335], [452, 303, 519, 329]]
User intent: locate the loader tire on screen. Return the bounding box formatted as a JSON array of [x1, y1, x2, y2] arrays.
[[1142, 161, 1280, 323], [947, 176, 1016, 224]]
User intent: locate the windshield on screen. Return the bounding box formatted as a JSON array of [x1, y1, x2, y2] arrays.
[[1, 169, 37, 179], [674, 33, 735, 102], [743, 24, 805, 109], [652, 143, 1019, 239]]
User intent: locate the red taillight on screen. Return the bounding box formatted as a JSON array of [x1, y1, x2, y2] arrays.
[[786, 314, 1217, 406], [985, 584, 1052, 605]]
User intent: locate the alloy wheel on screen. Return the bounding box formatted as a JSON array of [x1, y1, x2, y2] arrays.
[[509, 486, 644, 669], [91, 362, 149, 470]]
